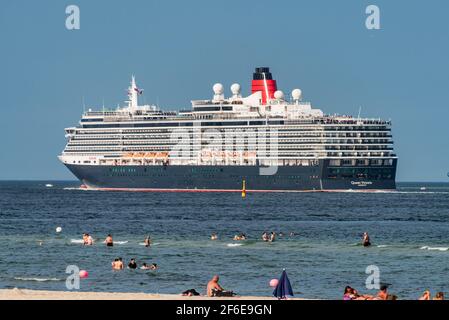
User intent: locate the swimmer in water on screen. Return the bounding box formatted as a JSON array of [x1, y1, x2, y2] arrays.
[[140, 263, 151, 270], [128, 258, 137, 269], [234, 233, 246, 241], [84, 233, 93, 246], [150, 263, 158, 270], [112, 258, 124, 270], [210, 233, 218, 241], [82, 233, 88, 245], [269, 232, 276, 242], [362, 232, 371, 247], [262, 232, 269, 242], [104, 234, 113, 247], [144, 235, 151, 247]]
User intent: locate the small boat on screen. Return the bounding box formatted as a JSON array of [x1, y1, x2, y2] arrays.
[[420, 187, 426, 191], [45, 184, 53, 188]]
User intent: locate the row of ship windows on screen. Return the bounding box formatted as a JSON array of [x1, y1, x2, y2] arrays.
[[327, 168, 394, 180], [75, 128, 392, 135], [329, 159, 394, 166], [71, 133, 393, 141], [67, 139, 393, 149]]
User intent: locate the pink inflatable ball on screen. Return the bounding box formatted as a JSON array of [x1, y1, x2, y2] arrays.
[[79, 270, 89, 279], [269, 279, 279, 287]]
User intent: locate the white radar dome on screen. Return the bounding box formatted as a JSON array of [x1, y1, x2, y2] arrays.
[[274, 90, 284, 100], [213, 83, 224, 95], [292, 89, 302, 100], [230, 83, 241, 95]]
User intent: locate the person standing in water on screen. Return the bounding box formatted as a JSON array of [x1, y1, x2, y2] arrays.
[[362, 232, 371, 247], [144, 235, 151, 247], [269, 232, 276, 242], [105, 234, 113, 247], [210, 233, 218, 240], [262, 232, 269, 242]]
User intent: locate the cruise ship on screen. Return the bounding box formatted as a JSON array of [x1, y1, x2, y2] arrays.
[[59, 67, 397, 191]]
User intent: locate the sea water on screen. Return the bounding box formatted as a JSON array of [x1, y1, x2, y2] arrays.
[[0, 181, 448, 299]]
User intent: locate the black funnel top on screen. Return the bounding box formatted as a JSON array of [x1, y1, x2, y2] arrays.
[[253, 67, 273, 80]]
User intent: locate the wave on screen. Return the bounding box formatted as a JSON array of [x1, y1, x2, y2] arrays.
[[138, 242, 160, 246], [226, 243, 243, 247], [63, 187, 91, 191], [420, 246, 448, 252], [377, 245, 390, 248], [14, 277, 62, 282]]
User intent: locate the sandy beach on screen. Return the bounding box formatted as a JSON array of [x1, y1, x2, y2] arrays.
[[0, 288, 303, 300]]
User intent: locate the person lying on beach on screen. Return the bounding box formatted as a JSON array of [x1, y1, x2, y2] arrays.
[[104, 234, 113, 247], [182, 289, 200, 296], [144, 235, 151, 247], [210, 233, 218, 240], [343, 286, 372, 300], [419, 290, 431, 300], [128, 259, 137, 269], [207, 275, 224, 297], [362, 232, 371, 247]]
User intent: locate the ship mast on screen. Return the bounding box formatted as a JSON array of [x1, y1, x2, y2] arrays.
[[127, 75, 139, 111]]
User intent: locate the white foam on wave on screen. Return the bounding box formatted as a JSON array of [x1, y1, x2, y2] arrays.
[[114, 241, 129, 245], [420, 246, 449, 252], [138, 242, 160, 246], [226, 243, 243, 247], [63, 187, 91, 191], [377, 245, 390, 248], [14, 277, 62, 282]]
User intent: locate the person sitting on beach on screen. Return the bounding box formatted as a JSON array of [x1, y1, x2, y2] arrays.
[[373, 285, 389, 300], [419, 290, 431, 300], [433, 292, 444, 300], [207, 275, 224, 297], [210, 233, 218, 241], [144, 235, 151, 247], [128, 258, 137, 269], [362, 232, 371, 247], [104, 234, 113, 247], [262, 232, 269, 242], [269, 232, 276, 242], [343, 286, 354, 300]]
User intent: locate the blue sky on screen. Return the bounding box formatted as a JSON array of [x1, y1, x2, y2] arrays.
[[0, 0, 448, 181]]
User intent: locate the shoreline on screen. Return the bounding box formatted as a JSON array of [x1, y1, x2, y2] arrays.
[[0, 288, 305, 300]]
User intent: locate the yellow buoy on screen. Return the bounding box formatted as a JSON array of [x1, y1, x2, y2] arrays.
[[242, 179, 246, 198]]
